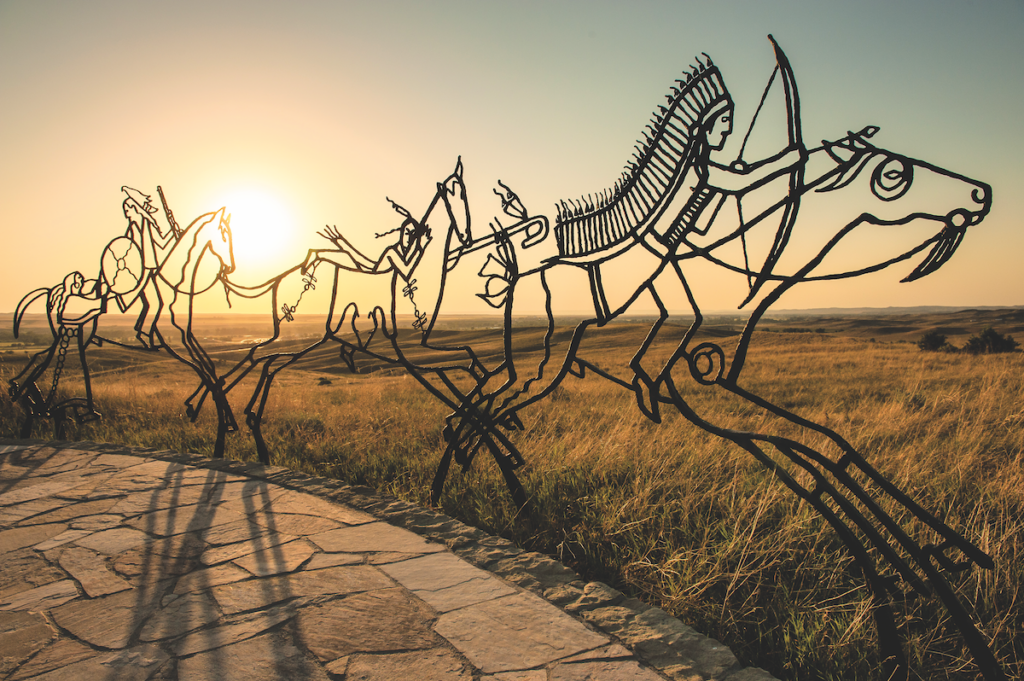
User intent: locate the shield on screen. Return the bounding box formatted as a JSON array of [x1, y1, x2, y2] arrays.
[[101, 236, 144, 295]]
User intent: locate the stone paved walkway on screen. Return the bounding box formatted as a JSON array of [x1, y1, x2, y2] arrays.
[[0, 441, 774, 681]]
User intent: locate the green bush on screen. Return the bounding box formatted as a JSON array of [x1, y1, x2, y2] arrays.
[[917, 331, 951, 352], [963, 327, 1019, 354]]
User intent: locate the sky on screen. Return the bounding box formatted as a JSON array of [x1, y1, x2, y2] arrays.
[[2, 0, 1022, 316]]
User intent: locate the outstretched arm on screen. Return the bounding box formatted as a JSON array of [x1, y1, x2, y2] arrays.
[[707, 144, 805, 194], [321, 225, 377, 269], [303, 225, 378, 273]]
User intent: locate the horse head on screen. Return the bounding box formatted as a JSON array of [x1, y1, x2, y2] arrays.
[[207, 207, 236, 276], [435, 157, 471, 250], [810, 126, 991, 282], [162, 207, 235, 294], [393, 158, 470, 274]]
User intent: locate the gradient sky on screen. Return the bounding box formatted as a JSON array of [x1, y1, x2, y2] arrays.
[[2, 0, 1022, 315]]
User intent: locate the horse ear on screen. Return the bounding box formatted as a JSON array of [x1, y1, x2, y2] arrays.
[[824, 139, 853, 164]]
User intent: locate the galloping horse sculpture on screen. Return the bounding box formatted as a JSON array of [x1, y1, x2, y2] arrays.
[[4, 34, 1003, 680], [431, 37, 998, 681], [10, 205, 237, 451], [200, 161, 524, 499]]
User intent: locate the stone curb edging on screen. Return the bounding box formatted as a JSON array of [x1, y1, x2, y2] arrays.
[[2, 438, 777, 681]]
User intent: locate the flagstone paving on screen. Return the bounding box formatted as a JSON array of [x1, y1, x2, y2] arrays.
[[0, 441, 776, 680]]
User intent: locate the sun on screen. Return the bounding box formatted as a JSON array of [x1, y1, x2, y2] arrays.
[[215, 188, 297, 274]]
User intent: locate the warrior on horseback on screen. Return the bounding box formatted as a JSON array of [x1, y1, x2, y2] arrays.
[[8, 186, 178, 432], [473, 52, 805, 424]]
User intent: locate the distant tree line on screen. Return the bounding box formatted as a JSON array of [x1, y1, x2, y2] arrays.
[[918, 327, 1019, 354]]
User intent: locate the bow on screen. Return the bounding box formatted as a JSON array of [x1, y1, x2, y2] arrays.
[[737, 34, 803, 307]]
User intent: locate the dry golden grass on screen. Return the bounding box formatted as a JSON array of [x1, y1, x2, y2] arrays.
[[1, 325, 1021, 681]]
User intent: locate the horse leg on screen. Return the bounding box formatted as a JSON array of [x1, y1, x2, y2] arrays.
[[213, 419, 227, 458], [76, 322, 101, 422], [489, 438, 527, 510], [439, 409, 527, 509], [53, 406, 68, 440], [181, 326, 237, 453], [185, 383, 208, 422], [245, 339, 331, 465], [663, 377, 911, 677], [431, 406, 492, 506], [429, 443, 456, 508], [188, 333, 285, 424], [665, 365, 1005, 679], [245, 359, 279, 465], [185, 366, 232, 458], [739, 435, 910, 680], [210, 379, 238, 460], [623, 264, 703, 423], [721, 380, 995, 572], [449, 397, 528, 508], [15, 381, 50, 438], [10, 343, 59, 404], [205, 377, 235, 459], [719, 383, 1006, 679], [19, 404, 36, 439]]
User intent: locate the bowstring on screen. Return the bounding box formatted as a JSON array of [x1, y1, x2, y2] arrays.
[[737, 65, 779, 163], [735, 64, 779, 289]]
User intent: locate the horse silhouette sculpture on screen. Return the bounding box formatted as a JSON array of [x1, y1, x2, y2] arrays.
[[10, 201, 237, 451], [430, 37, 998, 681], [185, 161, 523, 499], [4, 35, 1003, 681]]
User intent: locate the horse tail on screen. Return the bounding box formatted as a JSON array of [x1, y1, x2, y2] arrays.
[[14, 288, 48, 338]]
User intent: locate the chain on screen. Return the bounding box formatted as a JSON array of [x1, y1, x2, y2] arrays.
[[49, 326, 75, 406], [403, 279, 428, 331], [281, 263, 320, 323]]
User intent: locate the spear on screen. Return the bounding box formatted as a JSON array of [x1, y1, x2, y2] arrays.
[[157, 185, 182, 238]]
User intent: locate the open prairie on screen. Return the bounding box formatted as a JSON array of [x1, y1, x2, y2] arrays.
[[2, 308, 1022, 680]]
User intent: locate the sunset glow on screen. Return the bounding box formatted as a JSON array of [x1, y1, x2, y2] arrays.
[[214, 188, 298, 275], [1, 1, 1022, 313]]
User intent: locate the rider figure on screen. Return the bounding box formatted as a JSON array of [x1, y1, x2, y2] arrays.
[[303, 200, 432, 281], [113, 187, 176, 347], [485, 56, 806, 424]]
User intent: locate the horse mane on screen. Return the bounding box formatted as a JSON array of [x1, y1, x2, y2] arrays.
[[553, 62, 719, 257], [815, 127, 882, 194], [159, 208, 225, 292]]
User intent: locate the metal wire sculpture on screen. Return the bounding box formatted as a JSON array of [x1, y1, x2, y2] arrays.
[[11, 187, 239, 451], [208, 160, 521, 486], [6, 35, 1001, 680], [431, 36, 998, 681]]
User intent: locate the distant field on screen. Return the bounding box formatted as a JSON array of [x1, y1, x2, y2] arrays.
[[1, 308, 1022, 680]]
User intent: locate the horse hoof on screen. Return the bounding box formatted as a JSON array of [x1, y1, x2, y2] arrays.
[[495, 411, 524, 431], [632, 376, 662, 424]]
